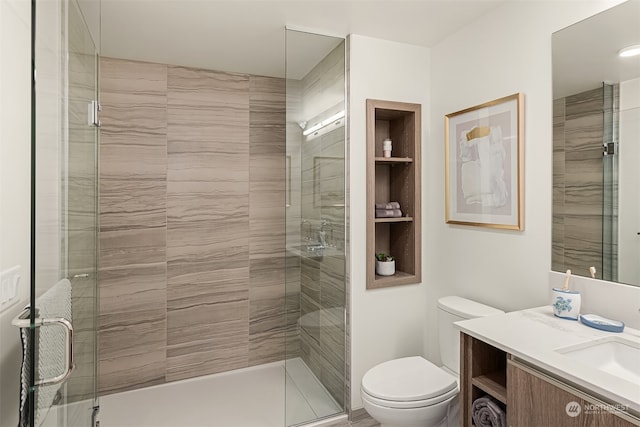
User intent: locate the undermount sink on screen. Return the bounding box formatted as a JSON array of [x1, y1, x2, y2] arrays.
[[556, 337, 640, 384]]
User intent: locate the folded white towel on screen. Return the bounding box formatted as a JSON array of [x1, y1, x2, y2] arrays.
[[375, 201, 400, 210]]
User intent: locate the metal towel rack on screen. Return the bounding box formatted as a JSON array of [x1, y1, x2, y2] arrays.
[[12, 306, 75, 387]]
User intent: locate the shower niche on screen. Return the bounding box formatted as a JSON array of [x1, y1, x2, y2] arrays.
[[366, 99, 422, 289]]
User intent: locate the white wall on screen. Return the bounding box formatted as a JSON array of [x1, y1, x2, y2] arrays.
[[424, 0, 628, 364], [618, 77, 640, 285], [0, 0, 31, 425], [348, 34, 430, 409]]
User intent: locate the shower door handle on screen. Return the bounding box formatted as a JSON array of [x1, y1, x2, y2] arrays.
[[35, 317, 75, 386], [12, 309, 75, 386]]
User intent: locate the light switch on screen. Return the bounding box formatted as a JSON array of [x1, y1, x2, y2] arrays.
[[0, 265, 21, 313]]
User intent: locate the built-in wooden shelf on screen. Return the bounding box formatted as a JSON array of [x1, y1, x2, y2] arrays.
[[461, 333, 508, 427], [472, 371, 507, 404], [374, 217, 413, 223], [371, 271, 417, 289], [366, 99, 422, 290], [374, 157, 414, 163]]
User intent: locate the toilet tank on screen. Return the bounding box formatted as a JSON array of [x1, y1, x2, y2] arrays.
[[437, 296, 504, 374]]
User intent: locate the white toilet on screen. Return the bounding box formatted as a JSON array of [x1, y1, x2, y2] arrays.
[[361, 296, 504, 427]]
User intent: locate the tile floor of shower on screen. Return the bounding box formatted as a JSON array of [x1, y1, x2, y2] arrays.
[[99, 357, 376, 427]]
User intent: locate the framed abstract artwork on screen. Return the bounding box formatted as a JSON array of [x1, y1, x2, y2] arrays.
[[445, 93, 524, 230]]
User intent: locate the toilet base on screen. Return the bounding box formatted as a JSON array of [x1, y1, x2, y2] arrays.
[[362, 393, 456, 427], [380, 421, 446, 427]]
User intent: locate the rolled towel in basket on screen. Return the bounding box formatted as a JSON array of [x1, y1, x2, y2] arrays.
[[375, 209, 402, 218], [472, 396, 506, 427], [375, 201, 400, 210]]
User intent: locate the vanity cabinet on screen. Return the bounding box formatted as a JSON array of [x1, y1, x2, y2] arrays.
[[366, 99, 421, 289], [461, 332, 637, 427], [507, 359, 636, 427]]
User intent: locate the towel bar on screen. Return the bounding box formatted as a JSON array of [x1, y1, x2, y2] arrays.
[[12, 306, 75, 386]]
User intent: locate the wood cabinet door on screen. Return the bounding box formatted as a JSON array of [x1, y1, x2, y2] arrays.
[[507, 360, 637, 427]]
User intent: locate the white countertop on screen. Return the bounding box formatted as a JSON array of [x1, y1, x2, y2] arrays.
[[455, 306, 640, 417]]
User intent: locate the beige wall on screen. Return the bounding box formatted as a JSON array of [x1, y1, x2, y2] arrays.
[[98, 57, 287, 394]]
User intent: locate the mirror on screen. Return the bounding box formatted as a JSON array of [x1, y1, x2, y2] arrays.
[[552, 0, 640, 286]]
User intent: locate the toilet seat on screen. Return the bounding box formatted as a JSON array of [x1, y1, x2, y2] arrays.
[[361, 387, 458, 409], [361, 356, 458, 409]]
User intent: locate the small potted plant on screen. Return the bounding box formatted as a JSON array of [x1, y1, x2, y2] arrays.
[[375, 253, 395, 276]]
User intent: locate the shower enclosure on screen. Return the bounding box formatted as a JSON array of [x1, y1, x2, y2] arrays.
[[98, 28, 348, 427], [25, 1, 347, 423], [284, 29, 347, 426]]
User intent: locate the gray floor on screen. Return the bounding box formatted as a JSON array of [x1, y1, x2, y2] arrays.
[[328, 409, 379, 427]]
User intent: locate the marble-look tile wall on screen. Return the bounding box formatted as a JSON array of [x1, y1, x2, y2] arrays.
[[248, 76, 291, 365], [552, 87, 605, 277], [98, 57, 287, 394], [99, 57, 169, 394]]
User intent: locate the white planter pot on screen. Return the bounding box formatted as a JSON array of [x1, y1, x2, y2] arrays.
[[376, 260, 395, 276]]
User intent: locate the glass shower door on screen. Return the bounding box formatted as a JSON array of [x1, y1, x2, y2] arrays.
[[602, 82, 619, 282], [285, 29, 347, 426], [25, 0, 99, 425], [62, 0, 100, 424]]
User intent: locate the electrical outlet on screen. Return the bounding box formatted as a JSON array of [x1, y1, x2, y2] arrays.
[[0, 265, 21, 313]]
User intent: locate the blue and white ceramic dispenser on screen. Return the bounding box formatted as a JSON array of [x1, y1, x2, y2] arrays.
[[551, 269, 581, 320]]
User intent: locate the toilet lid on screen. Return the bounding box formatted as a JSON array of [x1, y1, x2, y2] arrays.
[[361, 356, 457, 402]]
